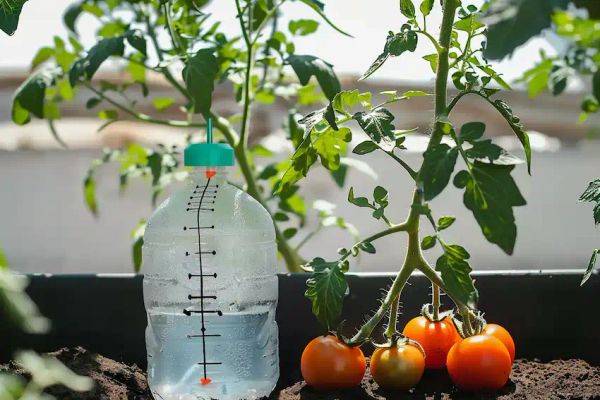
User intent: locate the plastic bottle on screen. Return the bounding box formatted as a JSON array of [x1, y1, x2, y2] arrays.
[[143, 120, 279, 400]]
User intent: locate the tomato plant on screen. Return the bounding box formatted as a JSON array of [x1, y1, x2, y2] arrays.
[[7, 0, 365, 273], [300, 335, 366, 390], [446, 334, 512, 391], [370, 341, 425, 391]]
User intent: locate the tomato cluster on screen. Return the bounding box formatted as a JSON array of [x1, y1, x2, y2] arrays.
[[301, 319, 515, 392]]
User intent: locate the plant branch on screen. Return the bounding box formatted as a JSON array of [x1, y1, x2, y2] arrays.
[[83, 83, 205, 128], [385, 150, 417, 180]]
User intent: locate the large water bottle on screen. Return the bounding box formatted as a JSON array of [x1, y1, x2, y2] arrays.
[[143, 120, 279, 400]]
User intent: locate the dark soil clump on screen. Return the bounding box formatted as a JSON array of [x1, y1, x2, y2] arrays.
[[3, 348, 600, 399]]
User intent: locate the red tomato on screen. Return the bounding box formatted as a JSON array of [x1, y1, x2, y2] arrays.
[[402, 316, 460, 369], [301, 335, 366, 390], [446, 335, 512, 391], [370, 343, 425, 390], [482, 324, 515, 363]]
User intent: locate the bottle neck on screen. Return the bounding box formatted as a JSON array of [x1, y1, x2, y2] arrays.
[[190, 166, 228, 185]]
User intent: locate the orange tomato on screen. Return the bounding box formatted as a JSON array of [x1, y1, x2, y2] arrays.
[[446, 335, 512, 391], [370, 343, 425, 390], [301, 335, 366, 390], [402, 316, 460, 369], [482, 323, 515, 363]]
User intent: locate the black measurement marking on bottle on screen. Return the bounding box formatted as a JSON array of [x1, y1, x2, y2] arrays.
[[183, 177, 223, 382]]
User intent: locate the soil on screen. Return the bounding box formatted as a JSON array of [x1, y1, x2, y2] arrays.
[[3, 348, 600, 399]]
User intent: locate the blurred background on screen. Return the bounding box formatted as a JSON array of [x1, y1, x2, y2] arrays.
[[0, 0, 599, 274]]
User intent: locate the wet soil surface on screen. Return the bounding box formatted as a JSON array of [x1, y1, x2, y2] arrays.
[[3, 348, 600, 399]]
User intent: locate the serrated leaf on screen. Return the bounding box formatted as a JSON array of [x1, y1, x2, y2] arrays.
[[126, 29, 147, 56], [579, 179, 600, 225], [421, 143, 459, 201], [456, 163, 526, 254], [182, 48, 219, 117], [305, 257, 349, 329], [421, 235, 436, 250], [353, 108, 396, 151], [491, 99, 531, 173], [581, 249, 599, 286], [288, 55, 341, 101], [360, 30, 417, 80], [436, 244, 478, 308], [313, 126, 351, 170], [465, 140, 523, 166], [438, 216, 456, 230], [423, 53, 438, 73]]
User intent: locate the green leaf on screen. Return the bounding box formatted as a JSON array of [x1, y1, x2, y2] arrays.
[[593, 71, 600, 102], [313, 126, 351, 170], [549, 65, 568, 96], [420, 0, 434, 16], [348, 187, 371, 208], [454, 14, 484, 34], [289, 19, 319, 36], [581, 249, 599, 286], [438, 216, 456, 230], [359, 242, 376, 254], [353, 140, 379, 155], [483, 0, 569, 59], [465, 140, 523, 166], [0, 0, 27, 35], [152, 97, 174, 111], [421, 143, 459, 201], [130, 220, 146, 273], [373, 186, 388, 205], [582, 95, 599, 113], [283, 228, 298, 239], [399, 0, 416, 19], [305, 257, 349, 329], [63, 1, 82, 33], [421, 235, 436, 250], [459, 122, 485, 143], [436, 244, 478, 308], [83, 175, 97, 216], [274, 212, 289, 222], [455, 163, 526, 254], [490, 99, 532, 173], [31, 47, 55, 69], [12, 67, 60, 125], [360, 30, 417, 80], [353, 108, 396, 152], [422, 53, 438, 73], [69, 36, 125, 85], [287, 55, 341, 101], [579, 179, 600, 225], [182, 48, 219, 117], [126, 30, 147, 56]]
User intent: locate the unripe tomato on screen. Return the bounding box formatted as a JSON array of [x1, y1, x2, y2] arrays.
[[446, 335, 512, 391], [301, 335, 366, 390], [402, 316, 460, 368], [482, 323, 515, 363], [370, 343, 425, 391]]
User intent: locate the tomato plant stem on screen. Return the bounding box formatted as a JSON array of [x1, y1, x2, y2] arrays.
[[432, 283, 441, 320]]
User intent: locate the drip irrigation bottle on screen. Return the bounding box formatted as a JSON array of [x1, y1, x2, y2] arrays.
[[143, 120, 280, 400]]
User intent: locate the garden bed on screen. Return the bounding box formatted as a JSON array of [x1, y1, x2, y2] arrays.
[[1, 272, 599, 399], [4, 347, 600, 399]]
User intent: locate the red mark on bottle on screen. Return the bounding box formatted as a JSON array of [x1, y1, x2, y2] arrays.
[[205, 170, 217, 178], [200, 377, 212, 385]]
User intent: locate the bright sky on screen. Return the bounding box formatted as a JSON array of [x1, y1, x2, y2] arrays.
[[1, 0, 555, 83]]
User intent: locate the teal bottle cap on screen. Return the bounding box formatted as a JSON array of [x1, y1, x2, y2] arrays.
[[184, 118, 234, 167]]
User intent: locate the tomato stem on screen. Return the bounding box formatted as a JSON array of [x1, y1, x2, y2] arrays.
[[432, 284, 441, 321]]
